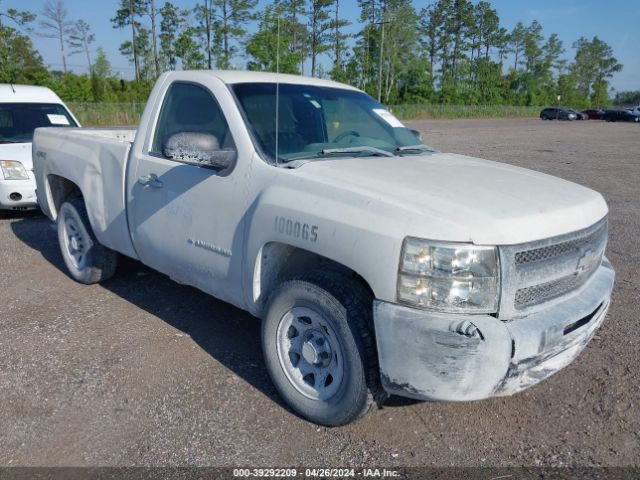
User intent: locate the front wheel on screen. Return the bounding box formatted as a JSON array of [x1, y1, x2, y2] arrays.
[[57, 196, 118, 284], [262, 272, 383, 426]]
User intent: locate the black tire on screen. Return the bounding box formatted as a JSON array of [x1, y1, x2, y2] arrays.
[[262, 271, 384, 426], [57, 196, 118, 284], [540, 115, 548, 120]]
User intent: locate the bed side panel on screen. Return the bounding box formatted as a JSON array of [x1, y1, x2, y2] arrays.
[[33, 128, 138, 259]]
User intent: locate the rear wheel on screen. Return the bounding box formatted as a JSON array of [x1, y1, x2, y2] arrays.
[[57, 196, 118, 284], [262, 272, 383, 426]]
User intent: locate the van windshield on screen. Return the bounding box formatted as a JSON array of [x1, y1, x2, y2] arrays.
[[231, 83, 427, 163], [0, 103, 77, 144]]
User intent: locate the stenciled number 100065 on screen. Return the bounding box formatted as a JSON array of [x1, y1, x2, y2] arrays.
[[274, 216, 318, 243]]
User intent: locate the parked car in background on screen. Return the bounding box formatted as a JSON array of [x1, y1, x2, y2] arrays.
[[539, 107, 578, 121], [603, 109, 640, 123], [582, 109, 605, 120], [0, 84, 79, 212], [567, 109, 588, 120]]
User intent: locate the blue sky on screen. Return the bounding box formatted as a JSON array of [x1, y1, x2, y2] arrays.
[[5, 0, 640, 92]]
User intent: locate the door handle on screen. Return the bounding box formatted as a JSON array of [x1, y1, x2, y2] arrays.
[[138, 173, 163, 188]]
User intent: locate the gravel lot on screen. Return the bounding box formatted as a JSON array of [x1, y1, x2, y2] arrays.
[[0, 118, 638, 468]]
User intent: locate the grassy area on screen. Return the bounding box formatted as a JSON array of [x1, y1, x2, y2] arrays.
[[68, 102, 540, 126], [389, 104, 540, 120], [68, 102, 145, 126]]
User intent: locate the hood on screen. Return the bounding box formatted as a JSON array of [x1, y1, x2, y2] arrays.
[[292, 152, 608, 245], [0, 143, 33, 170]]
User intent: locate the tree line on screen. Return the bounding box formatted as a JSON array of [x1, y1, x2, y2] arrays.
[[0, 0, 629, 108]]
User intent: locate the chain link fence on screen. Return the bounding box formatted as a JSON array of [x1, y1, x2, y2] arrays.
[[68, 102, 540, 127], [389, 104, 540, 120]]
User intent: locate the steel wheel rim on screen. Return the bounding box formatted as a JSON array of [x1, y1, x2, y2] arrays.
[[276, 306, 345, 401], [63, 216, 88, 270]]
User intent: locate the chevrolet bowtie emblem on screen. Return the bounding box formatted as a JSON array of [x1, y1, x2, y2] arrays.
[[576, 248, 596, 273]]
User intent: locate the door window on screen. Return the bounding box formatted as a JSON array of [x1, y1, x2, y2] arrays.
[[151, 82, 233, 159]]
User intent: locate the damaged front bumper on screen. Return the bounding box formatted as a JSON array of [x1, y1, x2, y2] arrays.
[[373, 260, 615, 401]]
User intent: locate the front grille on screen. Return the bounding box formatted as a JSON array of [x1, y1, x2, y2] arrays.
[[515, 224, 607, 265], [499, 217, 608, 319], [514, 255, 602, 308]]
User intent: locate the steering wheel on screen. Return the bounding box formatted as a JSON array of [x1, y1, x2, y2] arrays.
[[333, 130, 361, 143]]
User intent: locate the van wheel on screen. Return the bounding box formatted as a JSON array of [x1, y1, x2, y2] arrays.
[[262, 272, 384, 426], [57, 196, 117, 284]]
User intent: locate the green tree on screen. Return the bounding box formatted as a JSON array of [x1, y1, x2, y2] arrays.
[[281, 0, 309, 73], [159, 2, 182, 70], [210, 0, 257, 69], [0, 4, 46, 83], [68, 20, 95, 71], [543, 33, 565, 75], [91, 46, 115, 101], [379, 0, 420, 103], [0, 3, 36, 37], [194, 0, 214, 69], [119, 25, 156, 81], [308, 0, 333, 77], [148, 0, 160, 76], [112, 0, 148, 81], [508, 22, 526, 71], [330, 0, 350, 74], [418, 2, 445, 91], [571, 36, 622, 105], [246, 4, 301, 73], [175, 25, 206, 69]]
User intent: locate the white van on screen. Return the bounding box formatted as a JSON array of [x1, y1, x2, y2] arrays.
[[0, 84, 79, 211]]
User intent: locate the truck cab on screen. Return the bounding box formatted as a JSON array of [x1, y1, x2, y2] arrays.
[[33, 71, 614, 426], [0, 84, 79, 212]]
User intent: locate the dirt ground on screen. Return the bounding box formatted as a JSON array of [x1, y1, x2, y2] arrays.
[[0, 118, 638, 468]]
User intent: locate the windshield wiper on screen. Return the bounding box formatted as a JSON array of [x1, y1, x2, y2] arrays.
[[320, 146, 395, 158], [284, 146, 395, 163], [395, 144, 437, 154]]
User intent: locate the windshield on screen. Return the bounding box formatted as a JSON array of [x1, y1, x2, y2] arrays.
[[231, 83, 429, 163], [0, 103, 77, 143]]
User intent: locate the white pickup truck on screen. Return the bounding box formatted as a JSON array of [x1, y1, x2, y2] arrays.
[[33, 71, 614, 426]]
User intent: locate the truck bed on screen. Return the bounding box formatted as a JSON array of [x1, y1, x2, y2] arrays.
[[33, 127, 138, 259]]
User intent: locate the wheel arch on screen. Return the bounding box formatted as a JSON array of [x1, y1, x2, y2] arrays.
[[44, 174, 83, 220], [251, 241, 375, 317]]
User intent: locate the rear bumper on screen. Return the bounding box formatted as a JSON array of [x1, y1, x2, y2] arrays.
[[0, 174, 38, 210], [373, 260, 615, 401]]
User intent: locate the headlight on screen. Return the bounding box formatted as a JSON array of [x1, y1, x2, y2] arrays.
[[0, 161, 29, 180], [398, 238, 499, 313]]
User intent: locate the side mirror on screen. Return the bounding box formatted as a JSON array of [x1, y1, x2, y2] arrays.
[[163, 132, 235, 170], [410, 129, 423, 142]]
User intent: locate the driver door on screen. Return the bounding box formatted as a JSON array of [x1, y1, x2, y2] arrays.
[[127, 81, 245, 304]]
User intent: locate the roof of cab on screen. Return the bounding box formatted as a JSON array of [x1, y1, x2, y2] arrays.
[[0, 84, 65, 104], [180, 70, 362, 92]]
